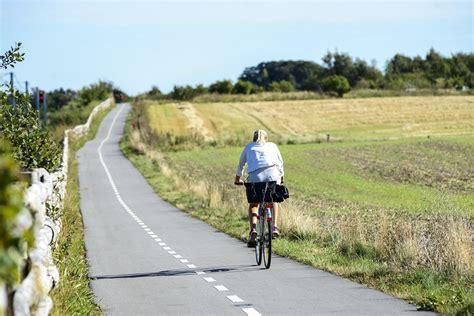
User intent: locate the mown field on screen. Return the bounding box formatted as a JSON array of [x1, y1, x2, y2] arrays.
[[145, 96, 474, 143], [123, 95, 474, 314]]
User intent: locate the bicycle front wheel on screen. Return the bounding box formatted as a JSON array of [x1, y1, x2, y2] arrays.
[[262, 219, 272, 269]]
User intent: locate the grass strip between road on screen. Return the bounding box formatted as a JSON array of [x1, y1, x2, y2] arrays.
[[120, 107, 473, 315], [50, 103, 116, 315]]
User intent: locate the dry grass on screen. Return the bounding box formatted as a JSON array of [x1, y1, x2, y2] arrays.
[[146, 96, 474, 144]]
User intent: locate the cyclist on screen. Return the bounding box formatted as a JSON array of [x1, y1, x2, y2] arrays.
[[234, 129, 284, 247]]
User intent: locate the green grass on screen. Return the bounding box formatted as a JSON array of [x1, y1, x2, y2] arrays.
[[50, 103, 114, 315]]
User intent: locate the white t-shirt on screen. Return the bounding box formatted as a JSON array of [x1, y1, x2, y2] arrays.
[[236, 142, 284, 177]]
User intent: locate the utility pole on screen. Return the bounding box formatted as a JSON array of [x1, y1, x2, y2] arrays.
[[35, 87, 40, 127], [42, 92, 47, 127], [10, 72, 15, 107], [25, 81, 29, 94]]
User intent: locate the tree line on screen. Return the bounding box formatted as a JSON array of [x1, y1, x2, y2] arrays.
[[148, 49, 472, 99]]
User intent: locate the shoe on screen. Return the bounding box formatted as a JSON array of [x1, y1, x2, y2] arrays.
[[272, 226, 280, 238], [247, 230, 257, 248]]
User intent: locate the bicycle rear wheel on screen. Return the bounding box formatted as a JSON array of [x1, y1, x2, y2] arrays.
[[255, 209, 263, 265], [262, 218, 272, 269]]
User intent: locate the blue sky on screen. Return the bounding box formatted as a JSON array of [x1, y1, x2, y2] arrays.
[[1, 0, 472, 95]]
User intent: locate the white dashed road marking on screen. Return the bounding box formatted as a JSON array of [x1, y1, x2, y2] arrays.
[[243, 307, 262, 316], [204, 277, 216, 283], [227, 295, 244, 303], [214, 285, 228, 292]]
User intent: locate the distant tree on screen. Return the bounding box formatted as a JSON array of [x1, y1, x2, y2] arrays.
[[171, 85, 195, 100], [148, 86, 162, 96], [269, 80, 295, 92], [194, 84, 208, 95], [321, 75, 351, 97], [233, 80, 255, 94], [78, 81, 113, 106], [425, 48, 450, 86], [209, 80, 233, 94], [239, 61, 324, 90], [46, 88, 77, 111]]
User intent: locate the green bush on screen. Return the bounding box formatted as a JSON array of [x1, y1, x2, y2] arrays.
[[77, 81, 113, 107], [233, 80, 256, 95], [0, 141, 32, 289], [209, 80, 233, 94], [321, 75, 351, 97], [269, 80, 295, 92], [1, 92, 62, 172]]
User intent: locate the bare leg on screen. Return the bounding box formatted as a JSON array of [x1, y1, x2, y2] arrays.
[[272, 203, 279, 228], [249, 203, 259, 231]]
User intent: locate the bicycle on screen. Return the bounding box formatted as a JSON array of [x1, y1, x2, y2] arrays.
[[244, 181, 276, 269]]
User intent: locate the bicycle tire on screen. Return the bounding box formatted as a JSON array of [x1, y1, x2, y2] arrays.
[[255, 206, 263, 265], [263, 216, 272, 269]]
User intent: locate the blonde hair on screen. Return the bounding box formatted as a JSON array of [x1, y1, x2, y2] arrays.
[[253, 129, 267, 144]]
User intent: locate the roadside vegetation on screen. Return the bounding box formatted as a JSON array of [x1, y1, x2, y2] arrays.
[[122, 96, 473, 314]]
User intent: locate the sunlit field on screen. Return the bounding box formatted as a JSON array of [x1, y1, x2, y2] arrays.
[[145, 96, 474, 143]]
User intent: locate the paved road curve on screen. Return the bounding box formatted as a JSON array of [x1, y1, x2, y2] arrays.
[[77, 103, 433, 315]]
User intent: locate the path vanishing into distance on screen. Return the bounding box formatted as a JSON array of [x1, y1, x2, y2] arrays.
[[77, 103, 434, 316]]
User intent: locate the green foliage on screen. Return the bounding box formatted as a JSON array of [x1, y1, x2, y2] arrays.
[[321, 75, 351, 97], [46, 88, 77, 112], [0, 95, 62, 171], [77, 81, 113, 107], [0, 141, 31, 288], [269, 80, 295, 92], [240, 60, 324, 90], [385, 50, 473, 89], [208, 79, 233, 94], [233, 80, 256, 95], [171, 85, 198, 100], [47, 81, 114, 134], [0, 42, 24, 69], [0, 44, 62, 171]]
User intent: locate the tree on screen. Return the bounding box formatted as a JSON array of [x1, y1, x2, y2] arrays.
[[209, 80, 233, 94], [47, 88, 77, 111], [171, 85, 195, 100], [269, 80, 295, 92], [239, 61, 324, 90], [233, 80, 255, 94], [321, 75, 351, 97]]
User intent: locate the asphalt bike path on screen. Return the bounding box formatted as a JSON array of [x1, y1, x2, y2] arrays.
[[77, 103, 434, 315]]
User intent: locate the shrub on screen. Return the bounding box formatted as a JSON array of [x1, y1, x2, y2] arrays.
[[0, 92, 62, 171], [209, 80, 233, 94], [233, 80, 255, 95], [321, 75, 351, 97], [269, 80, 295, 92], [0, 44, 61, 171], [0, 141, 32, 289]]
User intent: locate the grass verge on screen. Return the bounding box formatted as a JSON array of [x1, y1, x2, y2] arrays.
[[50, 102, 115, 315]]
